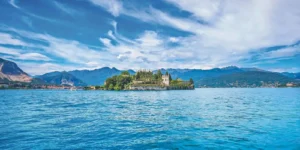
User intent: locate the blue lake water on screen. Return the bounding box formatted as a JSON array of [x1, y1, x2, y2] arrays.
[[0, 88, 299, 149]]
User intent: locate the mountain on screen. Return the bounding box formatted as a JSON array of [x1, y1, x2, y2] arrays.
[[68, 67, 135, 85], [196, 71, 296, 87], [2, 57, 298, 87], [0, 58, 32, 83], [36, 71, 86, 86], [155, 66, 246, 81], [281, 72, 300, 79], [69, 66, 251, 86], [34, 67, 135, 86], [38, 66, 299, 86]]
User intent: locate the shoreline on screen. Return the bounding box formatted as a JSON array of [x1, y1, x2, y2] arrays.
[[1, 87, 299, 90]]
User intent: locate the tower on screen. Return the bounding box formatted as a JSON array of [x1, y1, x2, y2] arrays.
[[162, 74, 170, 86]]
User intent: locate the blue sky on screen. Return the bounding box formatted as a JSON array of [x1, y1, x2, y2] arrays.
[[0, 0, 299, 75]]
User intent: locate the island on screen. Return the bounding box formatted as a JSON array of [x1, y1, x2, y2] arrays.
[[84, 70, 195, 91]]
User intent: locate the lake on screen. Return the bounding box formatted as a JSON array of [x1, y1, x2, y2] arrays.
[[0, 88, 299, 149]]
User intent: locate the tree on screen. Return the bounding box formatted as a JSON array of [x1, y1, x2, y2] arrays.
[[189, 78, 194, 84], [132, 75, 136, 80], [114, 84, 121, 90], [136, 72, 140, 79], [105, 78, 115, 89], [157, 70, 162, 78], [165, 71, 169, 75], [171, 80, 178, 85], [121, 71, 130, 76], [108, 84, 114, 90], [169, 74, 172, 81]]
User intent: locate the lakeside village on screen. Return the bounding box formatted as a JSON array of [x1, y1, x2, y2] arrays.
[[84, 70, 195, 91]]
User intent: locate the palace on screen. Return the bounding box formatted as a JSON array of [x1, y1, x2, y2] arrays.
[[162, 74, 170, 86], [129, 70, 193, 90], [99, 70, 194, 91]]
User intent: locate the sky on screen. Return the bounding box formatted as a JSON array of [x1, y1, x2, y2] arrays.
[[0, 0, 299, 75]]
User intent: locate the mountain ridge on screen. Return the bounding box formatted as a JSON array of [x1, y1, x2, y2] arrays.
[[0, 58, 298, 87], [0, 58, 32, 83], [35, 71, 86, 86], [40, 66, 299, 86], [196, 71, 296, 87]]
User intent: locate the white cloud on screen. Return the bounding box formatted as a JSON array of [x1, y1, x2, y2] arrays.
[[17, 62, 78, 75], [0, 47, 20, 55], [166, 0, 222, 22], [263, 46, 300, 59], [0, 46, 51, 61], [117, 54, 129, 61], [137, 31, 162, 47], [8, 0, 19, 9], [108, 21, 137, 45], [2, 0, 300, 73], [0, 28, 116, 68], [99, 38, 112, 47], [268, 67, 300, 73], [90, 0, 122, 17], [94, 0, 300, 67], [0, 32, 26, 46], [140, 0, 300, 67], [126, 7, 203, 34], [97, 23, 200, 69], [85, 61, 103, 68], [53, 1, 80, 16], [89, 0, 203, 34], [169, 37, 179, 43], [17, 53, 51, 61], [7, 0, 62, 24]]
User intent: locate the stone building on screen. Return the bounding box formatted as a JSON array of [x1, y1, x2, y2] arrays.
[[162, 74, 170, 86]]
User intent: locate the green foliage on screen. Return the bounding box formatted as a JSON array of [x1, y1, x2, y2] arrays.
[[136, 71, 153, 80], [189, 78, 194, 84], [157, 70, 162, 78], [153, 74, 158, 80], [136, 72, 140, 79], [83, 86, 92, 90], [105, 73, 132, 90], [171, 80, 178, 85], [102, 70, 196, 90], [114, 84, 121, 90], [121, 71, 130, 76], [168, 77, 194, 89], [108, 84, 114, 90], [132, 75, 136, 79]]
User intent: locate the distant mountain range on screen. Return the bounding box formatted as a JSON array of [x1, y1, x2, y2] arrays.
[[197, 71, 295, 87], [35, 71, 86, 86], [280, 72, 300, 79], [155, 66, 264, 81], [0, 58, 299, 87], [67, 67, 135, 85]]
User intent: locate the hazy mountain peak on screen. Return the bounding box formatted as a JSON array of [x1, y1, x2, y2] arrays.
[[0, 58, 32, 82]]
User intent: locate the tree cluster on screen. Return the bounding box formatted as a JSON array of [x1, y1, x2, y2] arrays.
[[104, 71, 133, 90]]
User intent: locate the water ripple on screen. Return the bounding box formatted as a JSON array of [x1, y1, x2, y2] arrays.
[[0, 88, 299, 149]]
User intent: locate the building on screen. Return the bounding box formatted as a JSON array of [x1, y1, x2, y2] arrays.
[[286, 83, 294, 87], [162, 74, 170, 86]]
